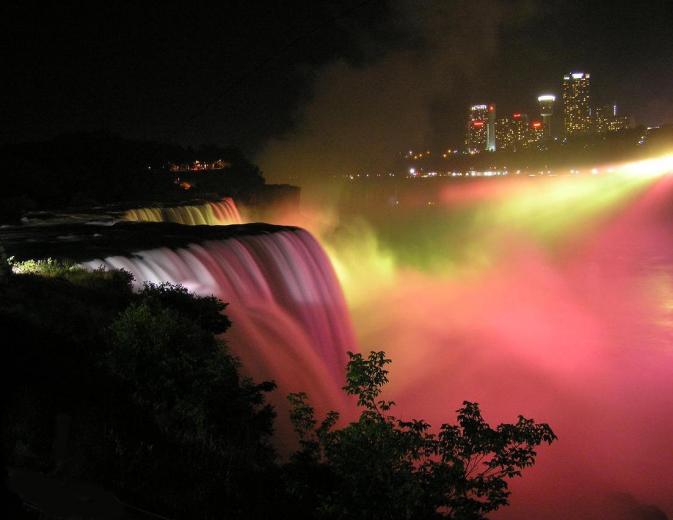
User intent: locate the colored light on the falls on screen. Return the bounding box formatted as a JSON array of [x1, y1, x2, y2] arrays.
[[83, 228, 357, 447], [260, 161, 673, 518], [97, 158, 673, 518], [124, 197, 242, 225]]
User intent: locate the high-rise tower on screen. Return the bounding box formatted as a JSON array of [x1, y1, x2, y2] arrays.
[[486, 103, 496, 151], [562, 72, 591, 137], [496, 112, 528, 151], [465, 103, 496, 153], [537, 94, 556, 139], [466, 105, 487, 153], [595, 104, 632, 133]]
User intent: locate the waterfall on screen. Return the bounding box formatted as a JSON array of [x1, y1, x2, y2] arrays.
[[123, 197, 242, 225], [83, 227, 356, 423]]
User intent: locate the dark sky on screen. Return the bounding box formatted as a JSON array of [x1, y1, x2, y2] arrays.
[[3, 1, 673, 179], [2, 1, 386, 148]]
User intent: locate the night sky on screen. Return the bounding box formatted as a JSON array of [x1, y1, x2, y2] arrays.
[[3, 1, 673, 180]]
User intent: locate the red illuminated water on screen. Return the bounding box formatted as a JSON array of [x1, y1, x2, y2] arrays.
[[89, 170, 673, 517], [84, 229, 355, 446]]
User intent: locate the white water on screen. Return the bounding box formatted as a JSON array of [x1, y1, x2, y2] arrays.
[[84, 228, 356, 442]]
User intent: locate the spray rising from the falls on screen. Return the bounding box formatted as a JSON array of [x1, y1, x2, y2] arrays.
[[259, 159, 673, 519], [123, 197, 242, 225], [83, 228, 356, 437], [83, 155, 673, 517]]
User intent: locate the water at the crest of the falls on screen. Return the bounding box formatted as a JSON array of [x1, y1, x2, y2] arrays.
[[83, 228, 356, 438], [86, 159, 673, 518], [124, 197, 242, 225]]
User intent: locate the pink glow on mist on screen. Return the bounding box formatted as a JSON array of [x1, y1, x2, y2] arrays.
[[91, 170, 673, 516], [348, 175, 673, 518]]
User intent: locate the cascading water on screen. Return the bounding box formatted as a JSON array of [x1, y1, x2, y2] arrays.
[[64, 155, 673, 517], [123, 197, 242, 225], [83, 228, 356, 440]]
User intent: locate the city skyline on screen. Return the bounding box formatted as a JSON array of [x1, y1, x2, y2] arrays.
[[2, 1, 671, 183], [463, 70, 633, 154]]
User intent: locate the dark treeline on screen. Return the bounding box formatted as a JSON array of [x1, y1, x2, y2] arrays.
[[1, 265, 281, 519], [1, 263, 555, 520], [0, 131, 265, 222]]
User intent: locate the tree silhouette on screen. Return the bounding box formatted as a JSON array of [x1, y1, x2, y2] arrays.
[[286, 351, 557, 520]]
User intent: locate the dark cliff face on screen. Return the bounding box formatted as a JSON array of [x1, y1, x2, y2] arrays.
[[0, 221, 299, 263]]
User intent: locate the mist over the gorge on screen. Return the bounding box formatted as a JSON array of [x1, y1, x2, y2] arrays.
[[4, 1, 673, 518], [258, 0, 540, 185]]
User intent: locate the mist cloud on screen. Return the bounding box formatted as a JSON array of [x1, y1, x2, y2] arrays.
[[258, 0, 540, 184]]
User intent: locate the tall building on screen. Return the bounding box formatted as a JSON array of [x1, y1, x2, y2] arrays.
[[486, 103, 496, 151], [537, 94, 556, 139], [595, 104, 632, 133], [511, 113, 529, 147], [594, 104, 614, 133], [496, 117, 515, 151], [527, 120, 545, 147], [562, 72, 592, 137], [466, 104, 487, 153], [465, 103, 496, 153], [611, 114, 632, 132], [496, 112, 528, 151]]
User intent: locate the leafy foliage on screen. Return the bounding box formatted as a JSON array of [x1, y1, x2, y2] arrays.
[[286, 351, 557, 520], [1, 267, 277, 518], [2, 263, 556, 519]]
